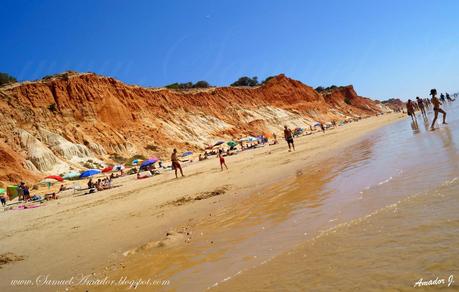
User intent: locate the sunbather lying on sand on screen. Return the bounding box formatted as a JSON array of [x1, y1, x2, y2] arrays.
[[137, 172, 152, 179]]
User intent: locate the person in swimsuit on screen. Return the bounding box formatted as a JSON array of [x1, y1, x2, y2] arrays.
[[19, 182, 30, 201], [171, 149, 184, 178], [446, 93, 455, 102], [416, 96, 426, 117], [284, 125, 295, 152], [430, 89, 447, 129], [406, 99, 417, 124], [218, 149, 228, 171]]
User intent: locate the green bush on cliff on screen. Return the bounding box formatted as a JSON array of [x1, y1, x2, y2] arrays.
[[231, 76, 259, 87], [0, 72, 17, 86], [48, 103, 58, 112], [193, 80, 210, 88], [262, 76, 275, 84], [315, 86, 325, 92], [166, 80, 210, 90]]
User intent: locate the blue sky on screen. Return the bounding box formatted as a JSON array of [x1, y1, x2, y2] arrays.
[[1, 0, 459, 100]]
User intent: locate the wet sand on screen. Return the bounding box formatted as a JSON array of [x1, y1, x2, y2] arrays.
[[0, 113, 404, 291]]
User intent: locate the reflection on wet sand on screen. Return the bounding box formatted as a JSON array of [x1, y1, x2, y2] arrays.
[[99, 135, 378, 291]]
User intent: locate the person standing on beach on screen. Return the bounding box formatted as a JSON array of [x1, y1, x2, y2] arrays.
[[171, 149, 184, 178], [284, 125, 295, 152], [406, 99, 417, 123], [218, 149, 228, 171], [320, 123, 326, 133], [430, 89, 447, 129], [416, 97, 426, 117]]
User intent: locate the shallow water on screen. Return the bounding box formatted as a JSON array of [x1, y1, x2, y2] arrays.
[[213, 103, 459, 291], [108, 102, 459, 291]]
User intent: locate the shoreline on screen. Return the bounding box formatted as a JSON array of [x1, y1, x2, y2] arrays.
[[0, 112, 405, 291]]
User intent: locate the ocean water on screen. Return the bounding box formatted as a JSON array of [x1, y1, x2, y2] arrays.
[[107, 102, 459, 291], [213, 103, 459, 291]]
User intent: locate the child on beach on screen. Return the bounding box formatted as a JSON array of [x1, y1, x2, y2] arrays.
[[430, 89, 447, 129], [218, 149, 228, 171]]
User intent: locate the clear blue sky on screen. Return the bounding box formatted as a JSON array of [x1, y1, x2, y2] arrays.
[[1, 0, 459, 100]]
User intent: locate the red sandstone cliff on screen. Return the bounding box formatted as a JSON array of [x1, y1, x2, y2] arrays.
[[0, 72, 393, 184]]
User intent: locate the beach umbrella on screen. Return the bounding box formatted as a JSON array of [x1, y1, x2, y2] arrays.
[[141, 157, 158, 168], [80, 169, 101, 178], [102, 166, 113, 173], [246, 136, 258, 142], [44, 175, 64, 182], [132, 159, 139, 165], [227, 141, 237, 147], [182, 151, 193, 157], [0, 188, 5, 195], [213, 141, 224, 147], [63, 171, 80, 180]]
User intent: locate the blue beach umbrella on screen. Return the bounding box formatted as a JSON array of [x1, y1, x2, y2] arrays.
[[79, 169, 101, 179], [182, 151, 193, 157], [141, 157, 158, 168]]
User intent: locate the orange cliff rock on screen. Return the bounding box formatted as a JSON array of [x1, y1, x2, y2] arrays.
[[0, 72, 394, 184]]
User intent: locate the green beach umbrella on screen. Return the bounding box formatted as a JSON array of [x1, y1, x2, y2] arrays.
[[0, 188, 5, 194], [227, 141, 237, 147], [63, 171, 81, 179]]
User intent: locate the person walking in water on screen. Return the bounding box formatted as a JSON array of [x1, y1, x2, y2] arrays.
[[406, 99, 417, 123], [218, 148, 228, 171], [284, 125, 295, 152], [430, 89, 447, 129], [416, 96, 426, 117], [171, 149, 184, 178], [440, 93, 446, 102]]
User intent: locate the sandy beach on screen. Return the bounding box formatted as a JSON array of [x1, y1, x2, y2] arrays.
[[0, 113, 404, 291]]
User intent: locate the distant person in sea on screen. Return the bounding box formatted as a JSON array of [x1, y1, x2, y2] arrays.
[[416, 97, 426, 117], [283, 125, 295, 152], [218, 149, 228, 171], [406, 99, 417, 123], [440, 93, 446, 102], [446, 93, 455, 102], [171, 149, 184, 178], [430, 89, 447, 129]]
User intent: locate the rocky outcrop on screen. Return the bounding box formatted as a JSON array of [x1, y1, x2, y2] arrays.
[[0, 72, 394, 184]]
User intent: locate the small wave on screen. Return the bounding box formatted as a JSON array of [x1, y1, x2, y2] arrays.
[[378, 176, 393, 185]]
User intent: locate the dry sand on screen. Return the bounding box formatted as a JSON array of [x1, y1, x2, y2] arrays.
[[0, 113, 404, 291]]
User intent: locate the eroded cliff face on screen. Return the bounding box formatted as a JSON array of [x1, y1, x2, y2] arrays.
[[0, 72, 392, 183]]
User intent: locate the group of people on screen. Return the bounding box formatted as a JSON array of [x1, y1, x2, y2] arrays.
[[406, 89, 455, 130], [87, 177, 112, 193]]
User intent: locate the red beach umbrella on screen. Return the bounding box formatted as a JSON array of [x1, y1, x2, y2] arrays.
[[102, 166, 114, 173], [44, 175, 64, 182]]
